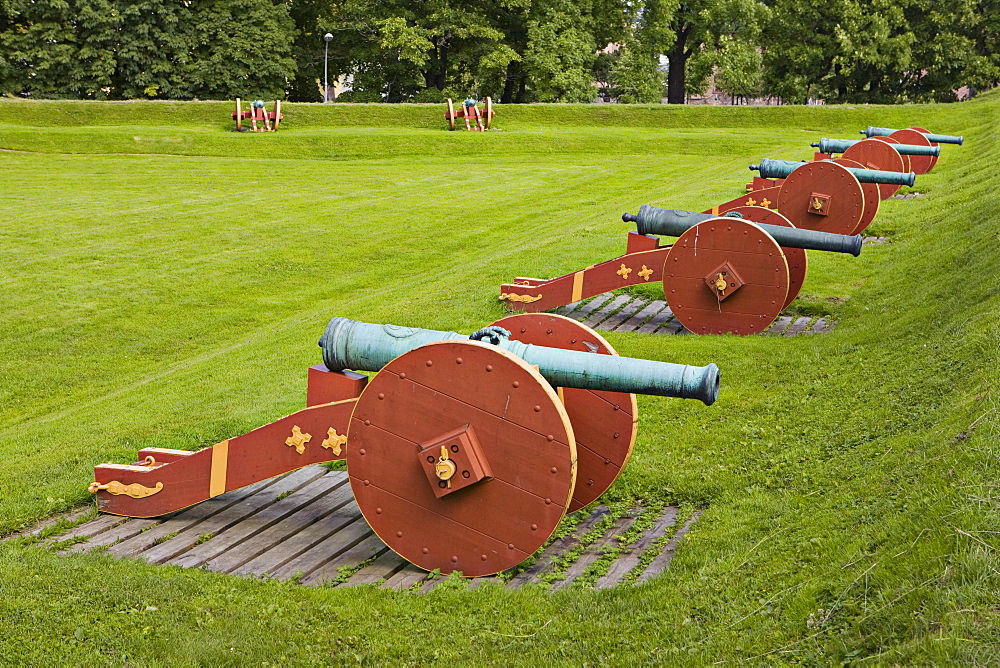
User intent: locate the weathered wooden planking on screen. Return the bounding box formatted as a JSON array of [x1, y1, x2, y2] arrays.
[[637, 510, 703, 583], [548, 507, 643, 590], [506, 505, 612, 587], [636, 303, 677, 334], [137, 467, 328, 564], [563, 294, 835, 336], [614, 300, 668, 333], [583, 294, 632, 328], [169, 473, 349, 570], [595, 299, 649, 331], [763, 316, 793, 335], [783, 317, 814, 337], [570, 293, 614, 318], [594, 506, 678, 589], [106, 475, 282, 558], [55, 465, 701, 590]]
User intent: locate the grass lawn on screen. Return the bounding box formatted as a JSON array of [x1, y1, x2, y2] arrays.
[[1, 95, 998, 664]]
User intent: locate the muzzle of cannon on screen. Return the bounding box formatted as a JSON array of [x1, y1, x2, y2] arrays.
[[751, 158, 916, 187], [812, 138, 940, 157], [861, 126, 963, 145], [501, 204, 863, 335], [89, 314, 720, 577]]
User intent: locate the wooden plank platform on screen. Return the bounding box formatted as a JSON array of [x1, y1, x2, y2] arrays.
[[558, 294, 836, 337], [43, 466, 700, 590]]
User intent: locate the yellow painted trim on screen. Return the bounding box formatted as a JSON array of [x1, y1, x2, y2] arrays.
[[711, 206, 720, 215], [210, 440, 229, 498], [571, 271, 585, 302]]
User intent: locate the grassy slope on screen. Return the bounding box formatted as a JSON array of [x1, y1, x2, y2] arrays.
[[0, 96, 997, 663]]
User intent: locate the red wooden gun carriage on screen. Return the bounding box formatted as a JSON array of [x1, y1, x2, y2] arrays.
[[232, 98, 283, 132], [90, 315, 719, 577], [445, 97, 494, 131]]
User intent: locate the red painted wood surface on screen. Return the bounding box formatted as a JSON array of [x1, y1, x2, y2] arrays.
[[775, 161, 864, 235], [663, 218, 789, 335], [499, 246, 670, 313], [347, 341, 576, 576], [711, 186, 782, 216], [886, 128, 935, 175], [307, 365, 368, 406], [908, 127, 939, 171], [491, 313, 638, 512], [92, 400, 356, 518], [723, 206, 805, 309], [831, 158, 880, 234], [841, 139, 906, 199]]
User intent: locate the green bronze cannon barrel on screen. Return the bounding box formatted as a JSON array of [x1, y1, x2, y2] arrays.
[[861, 126, 963, 145], [750, 158, 915, 187], [320, 317, 721, 405], [812, 137, 940, 157], [623, 205, 863, 256]]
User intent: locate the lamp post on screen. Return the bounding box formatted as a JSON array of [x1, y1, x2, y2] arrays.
[[323, 33, 334, 102]]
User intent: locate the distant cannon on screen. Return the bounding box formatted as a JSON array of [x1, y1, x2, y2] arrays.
[[90, 315, 719, 577], [445, 97, 494, 131], [232, 98, 283, 132], [500, 206, 863, 335], [809, 135, 940, 179]]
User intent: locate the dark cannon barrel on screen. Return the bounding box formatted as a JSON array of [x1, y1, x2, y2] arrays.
[[623, 205, 863, 257], [750, 158, 916, 187], [811, 137, 940, 157], [861, 126, 963, 145], [320, 317, 721, 405]]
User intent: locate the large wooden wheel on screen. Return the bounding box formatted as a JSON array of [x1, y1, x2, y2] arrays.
[[446, 98, 456, 131], [485, 97, 493, 129], [908, 127, 939, 171], [663, 218, 789, 335], [723, 206, 805, 310], [841, 138, 906, 199], [831, 157, 880, 234], [887, 128, 935, 175], [234, 98, 242, 132], [347, 340, 576, 577], [492, 313, 637, 513], [776, 161, 864, 235]]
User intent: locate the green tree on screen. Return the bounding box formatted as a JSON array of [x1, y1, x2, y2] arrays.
[[714, 35, 761, 102], [522, 0, 599, 102], [632, 0, 766, 104], [609, 42, 663, 103], [110, 0, 193, 99], [0, 0, 118, 99], [183, 0, 297, 101], [761, 0, 997, 103]]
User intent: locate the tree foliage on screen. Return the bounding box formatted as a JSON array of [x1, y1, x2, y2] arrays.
[[0, 0, 296, 100], [0, 0, 996, 102]]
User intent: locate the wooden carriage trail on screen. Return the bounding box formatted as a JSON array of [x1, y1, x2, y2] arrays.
[[552, 292, 838, 337], [32, 465, 699, 591]]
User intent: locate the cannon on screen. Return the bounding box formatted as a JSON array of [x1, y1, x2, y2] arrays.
[[500, 205, 863, 335], [860, 126, 964, 175], [731, 156, 912, 235], [809, 136, 939, 179], [445, 97, 494, 131], [232, 98, 283, 132], [89, 314, 719, 577]]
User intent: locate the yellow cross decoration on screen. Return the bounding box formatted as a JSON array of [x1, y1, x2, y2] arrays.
[[616, 264, 632, 280], [285, 425, 312, 455], [761, 198, 771, 207], [321, 427, 347, 456], [745, 197, 757, 206], [638, 265, 653, 281]]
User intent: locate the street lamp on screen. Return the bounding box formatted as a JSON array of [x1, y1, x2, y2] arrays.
[[323, 33, 334, 102]]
